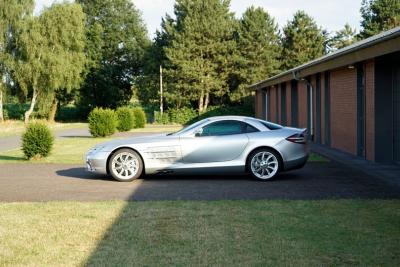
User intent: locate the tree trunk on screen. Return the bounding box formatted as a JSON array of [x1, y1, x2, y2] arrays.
[[198, 89, 204, 114], [204, 92, 209, 112], [0, 89, 4, 123], [24, 88, 38, 124], [48, 97, 58, 123]]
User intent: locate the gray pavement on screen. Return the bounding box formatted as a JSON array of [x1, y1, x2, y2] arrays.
[[0, 161, 399, 202]]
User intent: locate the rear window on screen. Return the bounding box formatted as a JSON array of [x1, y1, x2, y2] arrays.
[[259, 120, 283, 130]]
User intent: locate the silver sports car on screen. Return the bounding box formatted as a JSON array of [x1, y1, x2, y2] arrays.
[[85, 116, 308, 181]]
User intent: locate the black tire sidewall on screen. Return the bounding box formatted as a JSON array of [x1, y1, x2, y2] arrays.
[[108, 148, 143, 182], [247, 149, 281, 181]]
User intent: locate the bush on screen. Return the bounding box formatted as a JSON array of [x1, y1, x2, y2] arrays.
[[132, 107, 146, 128], [55, 105, 84, 122], [4, 103, 29, 120], [88, 108, 117, 137], [116, 107, 134, 132], [22, 122, 54, 159], [154, 104, 254, 125]]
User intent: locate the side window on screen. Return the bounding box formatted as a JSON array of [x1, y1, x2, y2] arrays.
[[201, 121, 243, 136], [242, 122, 259, 133]]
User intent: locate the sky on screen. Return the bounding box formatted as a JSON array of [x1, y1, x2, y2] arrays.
[[35, 0, 362, 38]]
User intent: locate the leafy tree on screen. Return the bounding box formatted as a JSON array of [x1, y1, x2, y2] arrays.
[[229, 6, 281, 102], [163, 0, 236, 113], [0, 0, 34, 122], [134, 17, 172, 108], [77, 0, 150, 111], [360, 0, 400, 38], [13, 3, 86, 123], [281, 11, 327, 70], [329, 23, 358, 50]]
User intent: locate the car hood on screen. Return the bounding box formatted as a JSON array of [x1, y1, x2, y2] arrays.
[[95, 133, 175, 152]]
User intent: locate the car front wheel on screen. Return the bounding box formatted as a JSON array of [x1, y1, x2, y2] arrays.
[[108, 148, 143, 182], [248, 149, 281, 180]]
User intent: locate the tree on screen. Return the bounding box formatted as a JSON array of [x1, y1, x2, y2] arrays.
[[360, 0, 400, 38], [281, 11, 327, 70], [0, 0, 34, 122], [229, 6, 281, 102], [134, 16, 173, 108], [328, 23, 358, 51], [77, 0, 150, 111], [13, 3, 86, 123], [164, 0, 236, 113]]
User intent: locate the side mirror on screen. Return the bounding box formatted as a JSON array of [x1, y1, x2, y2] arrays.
[[194, 128, 203, 137]]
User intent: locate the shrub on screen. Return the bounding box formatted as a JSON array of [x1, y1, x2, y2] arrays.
[[132, 107, 146, 128], [55, 105, 84, 122], [169, 107, 197, 124], [154, 111, 171, 124], [4, 103, 29, 120], [116, 107, 134, 132], [154, 104, 254, 125], [88, 108, 117, 137], [22, 122, 54, 159]]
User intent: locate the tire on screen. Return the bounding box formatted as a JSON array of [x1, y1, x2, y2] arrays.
[[108, 148, 143, 182], [247, 148, 281, 181]]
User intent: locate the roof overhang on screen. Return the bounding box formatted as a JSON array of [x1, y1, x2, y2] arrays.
[[250, 26, 400, 90]]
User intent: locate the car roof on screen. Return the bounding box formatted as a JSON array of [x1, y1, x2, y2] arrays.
[[207, 115, 255, 121]]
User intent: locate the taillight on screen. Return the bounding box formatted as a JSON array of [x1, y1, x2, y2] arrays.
[[286, 133, 306, 144]]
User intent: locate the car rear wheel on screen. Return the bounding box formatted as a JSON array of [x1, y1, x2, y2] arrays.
[[248, 149, 281, 180], [108, 149, 143, 182]]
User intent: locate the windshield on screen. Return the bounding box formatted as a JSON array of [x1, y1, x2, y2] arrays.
[[167, 119, 209, 136]]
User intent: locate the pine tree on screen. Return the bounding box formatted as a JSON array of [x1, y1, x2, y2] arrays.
[[164, 0, 236, 113], [0, 0, 34, 122], [229, 6, 281, 102], [77, 0, 150, 110], [329, 23, 358, 51], [360, 0, 400, 38], [281, 11, 327, 70]]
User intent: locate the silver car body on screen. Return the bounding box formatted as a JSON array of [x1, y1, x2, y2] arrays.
[[86, 116, 308, 176]]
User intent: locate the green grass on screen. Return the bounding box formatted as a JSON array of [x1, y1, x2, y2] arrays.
[[0, 120, 87, 137], [0, 200, 399, 266], [128, 124, 182, 133], [0, 137, 112, 164], [308, 152, 329, 162]]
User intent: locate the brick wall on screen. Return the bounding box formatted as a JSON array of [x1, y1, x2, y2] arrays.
[[298, 81, 308, 129], [277, 85, 281, 124], [286, 81, 292, 126], [365, 60, 375, 161], [330, 67, 357, 155], [270, 86, 277, 123], [255, 90, 263, 119]]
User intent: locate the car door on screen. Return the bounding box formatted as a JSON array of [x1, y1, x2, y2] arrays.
[[180, 120, 249, 163]]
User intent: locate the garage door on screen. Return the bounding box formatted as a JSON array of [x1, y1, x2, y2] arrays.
[[394, 66, 400, 164]]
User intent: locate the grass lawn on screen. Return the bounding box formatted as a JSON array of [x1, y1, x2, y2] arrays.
[[128, 124, 182, 133], [0, 120, 87, 138], [0, 137, 112, 164], [0, 200, 399, 266]]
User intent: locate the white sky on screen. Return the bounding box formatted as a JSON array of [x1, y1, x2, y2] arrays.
[[35, 0, 362, 38]]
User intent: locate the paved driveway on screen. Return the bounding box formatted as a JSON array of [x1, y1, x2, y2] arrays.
[[0, 160, 399, 202]]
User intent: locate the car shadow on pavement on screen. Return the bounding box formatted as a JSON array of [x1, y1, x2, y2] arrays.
[[56, 167, 112, 181]]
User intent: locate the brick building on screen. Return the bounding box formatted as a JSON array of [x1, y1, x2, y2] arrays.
[[250, 27, 400, 164]]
